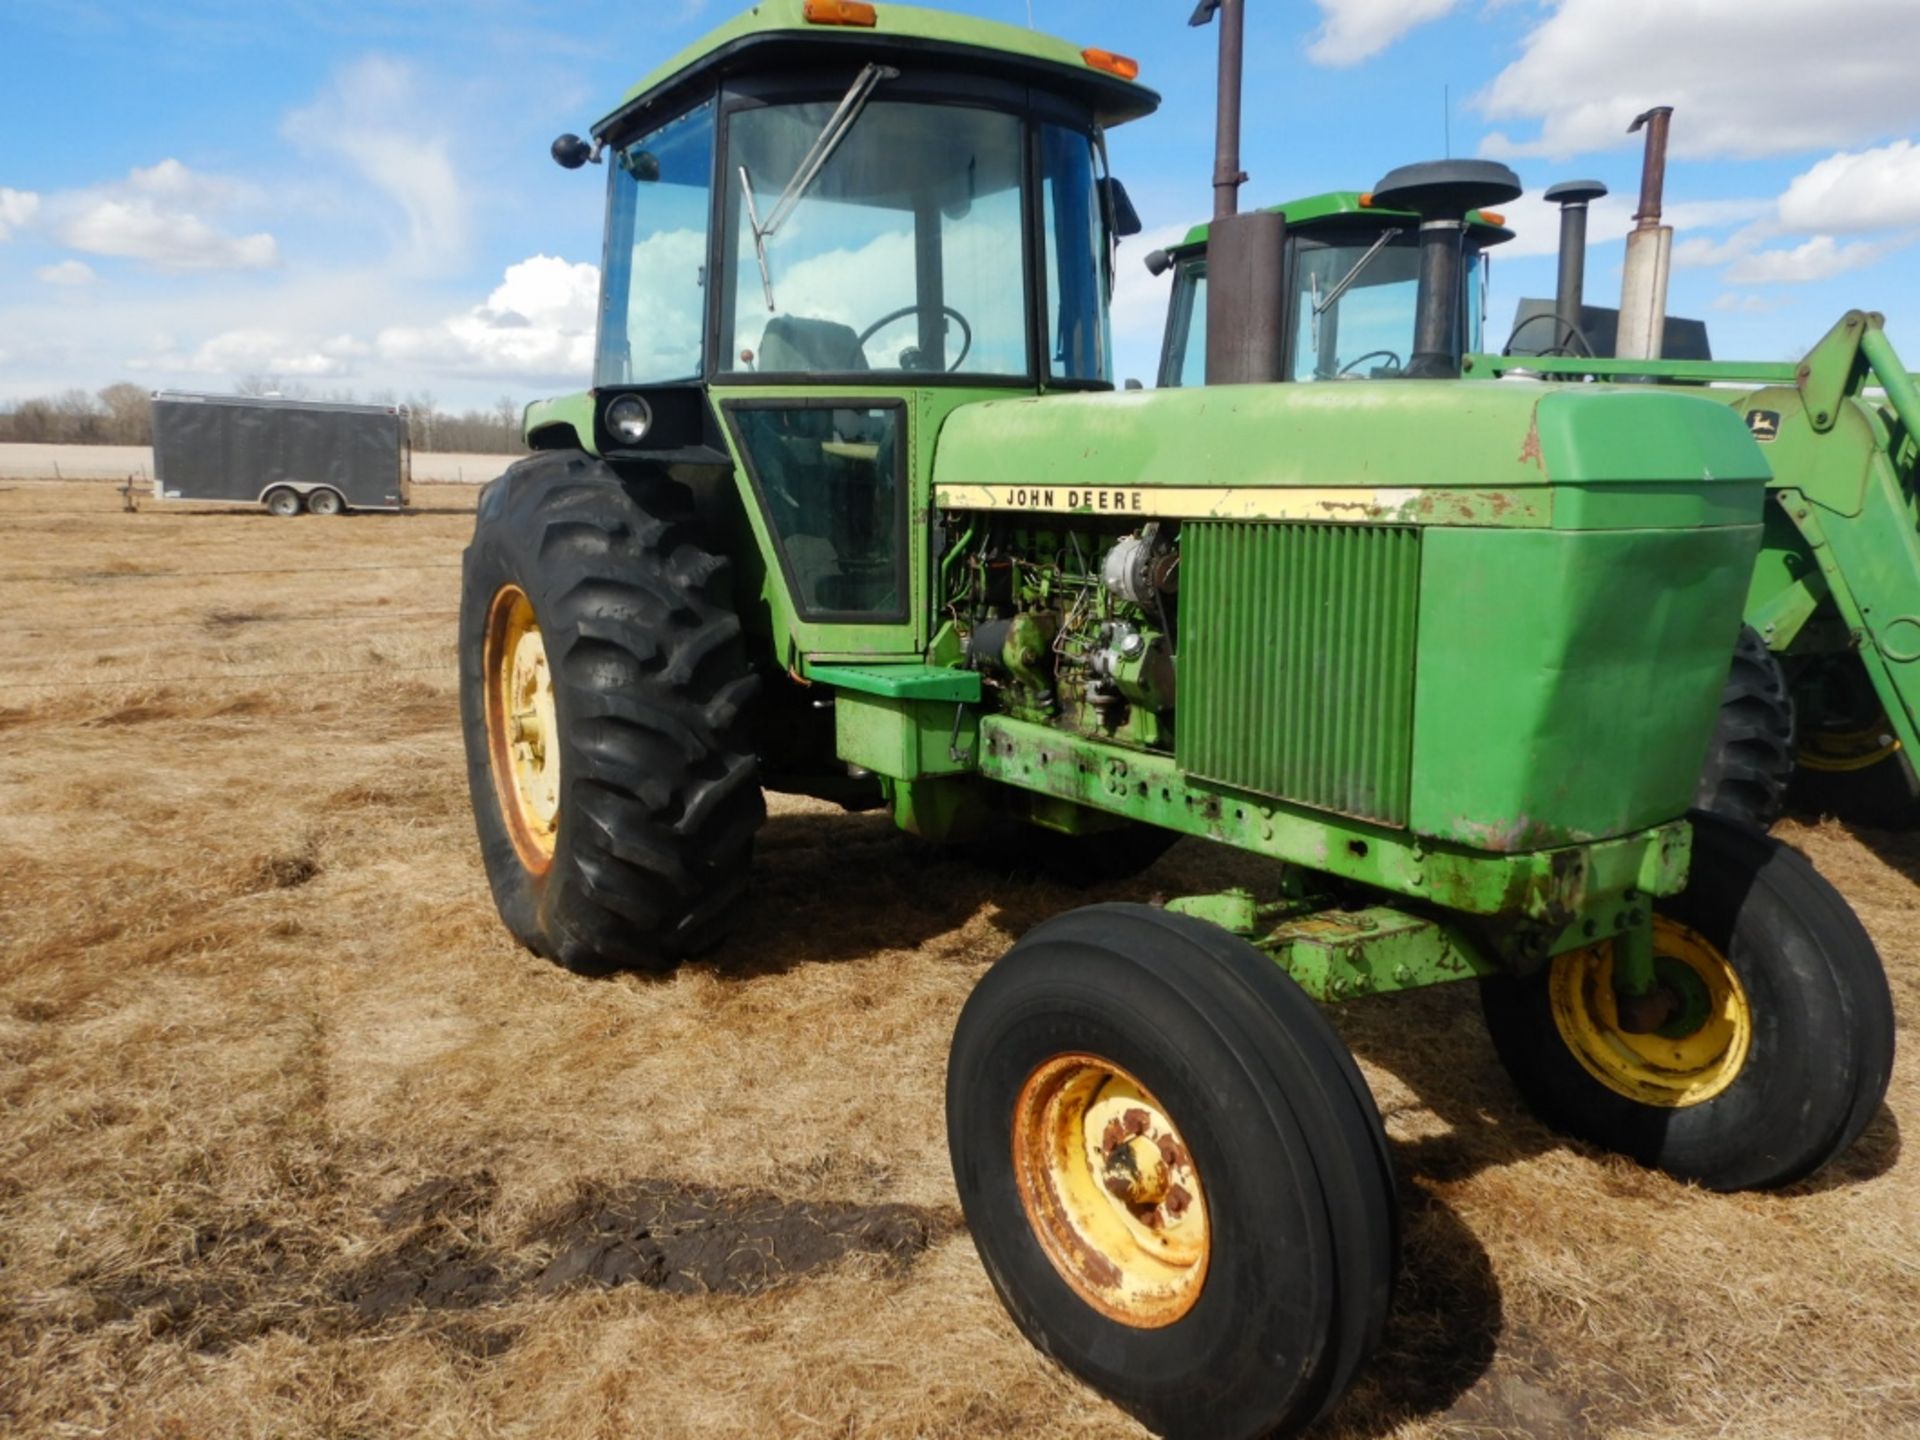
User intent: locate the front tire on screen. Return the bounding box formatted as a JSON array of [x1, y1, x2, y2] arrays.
[[264, 486, 303, 517], [1481, 812, 1894, 1190], [458, 450, 764, 974], [948, 904, 1397, 1439]]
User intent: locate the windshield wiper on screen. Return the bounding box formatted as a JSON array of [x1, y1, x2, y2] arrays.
[[1312, 227, 1404, 318], [739, 62, 898, 311]]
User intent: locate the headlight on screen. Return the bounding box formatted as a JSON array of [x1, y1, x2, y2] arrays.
[[605, 394, 653, 445]]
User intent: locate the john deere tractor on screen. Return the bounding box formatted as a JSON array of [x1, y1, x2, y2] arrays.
[[459, 4, 1894, 1435]]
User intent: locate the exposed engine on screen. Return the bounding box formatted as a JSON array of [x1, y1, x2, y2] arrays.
[[943, 518, 1182, 750]]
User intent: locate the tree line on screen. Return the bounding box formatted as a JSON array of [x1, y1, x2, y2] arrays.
[[0, 379, 531, 455]]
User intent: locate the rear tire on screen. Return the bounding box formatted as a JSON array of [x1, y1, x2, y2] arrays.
[[1693, 625, 1795, 831], [1481, 812, 1894, 1190], [264, 486, 303, 517], [948, 904, 1397, 1439], [306, 486, 345, 516], [458, 450, 764, 974], [1789, 655, 1920, 825]]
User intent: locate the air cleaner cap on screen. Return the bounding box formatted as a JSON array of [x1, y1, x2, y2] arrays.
[[1372, 159, 1523, 222], [1544, 179, 1609, 206]]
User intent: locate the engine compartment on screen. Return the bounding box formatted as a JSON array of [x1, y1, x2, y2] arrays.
[[944, 517, 1183, 754]]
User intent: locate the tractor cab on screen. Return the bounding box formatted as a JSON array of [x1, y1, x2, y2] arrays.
[[1156, 192, 1514, 387], [532, 0, 1156, 655]]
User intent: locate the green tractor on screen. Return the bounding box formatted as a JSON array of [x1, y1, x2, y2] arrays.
[[1155, 155, 1920, 831], [458, 3, 1894, 1435]]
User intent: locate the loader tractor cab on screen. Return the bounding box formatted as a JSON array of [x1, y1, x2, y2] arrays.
[[1156, 181, 1516, 387]]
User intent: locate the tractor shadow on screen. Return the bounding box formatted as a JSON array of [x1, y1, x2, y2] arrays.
[[1835, 818, 1920, 886], [1782, 1102, 1902, 1195], [1333, 983, 1562, 1185], [693, 806, 1068, 979], [1323, 1183, 1504, 1438]]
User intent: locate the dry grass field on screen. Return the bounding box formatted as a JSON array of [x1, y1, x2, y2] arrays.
[[1, 474, 1915, 1439]]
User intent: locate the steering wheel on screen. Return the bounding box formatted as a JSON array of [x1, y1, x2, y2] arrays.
[[1338, 349, 1403, 378], [857, 304, 974, 372]]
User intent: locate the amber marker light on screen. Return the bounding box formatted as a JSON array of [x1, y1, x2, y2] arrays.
[[804, 0, 878, 25], [1081, 48, 1141, 81], [1475, 210, 1507, 226], [1357, 192, 1375, 207]]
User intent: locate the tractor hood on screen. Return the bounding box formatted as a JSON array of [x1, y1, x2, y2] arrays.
[[930, 381, 1770, 532]]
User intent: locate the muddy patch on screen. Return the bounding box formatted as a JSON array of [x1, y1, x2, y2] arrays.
[[66, 1171, 955, 1359], [251, 850, 321, 891], [530, 1179, 950, 1298]]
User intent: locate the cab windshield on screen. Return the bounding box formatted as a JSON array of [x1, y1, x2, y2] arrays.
[[1165, 230, 1485, 386], [718, 97, 1108, 383]]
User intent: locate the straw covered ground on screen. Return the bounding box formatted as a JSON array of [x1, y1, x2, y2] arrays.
[[1, 474, 1915, 1438]]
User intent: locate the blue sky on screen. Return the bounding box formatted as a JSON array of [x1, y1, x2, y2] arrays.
[[3, 0, 1918, 408]]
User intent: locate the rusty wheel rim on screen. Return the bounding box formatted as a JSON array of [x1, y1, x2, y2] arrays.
[[1011, 1054, 1209, 1329], [1549, 916, 1752, 1109], [483, 584, 559, 872]]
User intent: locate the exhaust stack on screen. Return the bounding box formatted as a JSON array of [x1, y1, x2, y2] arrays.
[[1617, 107, 1674, 362], [1371, 159, 1522, 379], [1544, 179, 1607, 354], [1193, 0, 1287, 384]]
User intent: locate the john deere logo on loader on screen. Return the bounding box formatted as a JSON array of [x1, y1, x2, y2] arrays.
[[1746, 409, 1781, 443]]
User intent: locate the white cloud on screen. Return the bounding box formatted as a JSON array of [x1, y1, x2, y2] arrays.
[[377, 254, 600, 378], [36, 260, 97, 286], [1713, 293, 1791, 315], [1491, 190, 1772, 260], [283, 56, 467, 267], [49, 159, 278, 270], [134, 327, 368, 379], [0, 187, 41, 240], [1105, 224, 1188, 388], [1478, 0, 1920, 161], [1779, 142, 1920, 235], [1305, 0, 1464, 67], [1725, 235, 1900, 285]]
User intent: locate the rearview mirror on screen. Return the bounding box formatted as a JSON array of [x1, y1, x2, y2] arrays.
[[1100, 177, 1143, 238]]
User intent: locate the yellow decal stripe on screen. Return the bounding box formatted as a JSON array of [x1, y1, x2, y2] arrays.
[[933, 484, 1547, 526]]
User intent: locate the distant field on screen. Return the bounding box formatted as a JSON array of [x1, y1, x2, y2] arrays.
[[0, 442, 516, 485], [0, 477, 1915, 1439]]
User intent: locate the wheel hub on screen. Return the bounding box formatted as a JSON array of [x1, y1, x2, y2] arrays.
[[484, 585, 560, 870], [1012, 1054, 1208, 1328], [1549, 917, 1752, 1108]]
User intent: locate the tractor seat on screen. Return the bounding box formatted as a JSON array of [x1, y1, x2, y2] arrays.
[[758, 315, 870, 375]]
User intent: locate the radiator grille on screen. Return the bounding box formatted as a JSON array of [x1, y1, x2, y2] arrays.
[[1177, 522, 1421, 826]]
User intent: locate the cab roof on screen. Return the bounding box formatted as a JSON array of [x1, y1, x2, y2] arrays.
[[1176, 191, 1516, 251], [595, 0, 1161, 140]]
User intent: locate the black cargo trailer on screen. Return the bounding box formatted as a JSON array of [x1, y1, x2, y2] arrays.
[[150, 391, 411, 515]]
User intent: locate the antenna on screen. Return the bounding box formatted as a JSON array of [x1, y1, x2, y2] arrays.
[[1444, 84, 1451, 159], [1025, 0, 1034, 27]]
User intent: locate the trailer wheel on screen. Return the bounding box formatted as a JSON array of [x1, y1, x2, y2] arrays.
[[948, 904, 1397, 1439], [458, 449, 764, 975], [306, 487, 345, 516], [1481, 811, 1894, 1190], [264, 486, 303, 517], [1693, 625, 1795, 831]]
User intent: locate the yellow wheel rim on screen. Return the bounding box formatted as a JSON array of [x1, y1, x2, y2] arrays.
[[1012, 1054, 1208, 1329], [483, 584, 559, 872], [1799, 716, 1901, 774], [1549, 917, 1752, 1108]]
